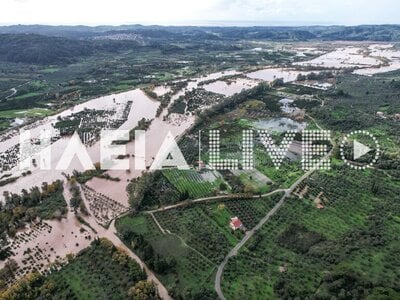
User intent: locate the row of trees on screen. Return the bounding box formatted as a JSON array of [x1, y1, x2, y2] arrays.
[[68, 178, 88, 215], [127, 171, 181, 210], [118, 227, 177, 276]]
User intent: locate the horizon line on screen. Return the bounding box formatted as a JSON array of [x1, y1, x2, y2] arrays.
[[1, 21, 400, 28]]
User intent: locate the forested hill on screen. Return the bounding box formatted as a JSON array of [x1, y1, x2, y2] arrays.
[[0, 33, 143, 65], [0, 34, 93, 64], [1, 24, 400, 65], [1, 24, 400, 41]]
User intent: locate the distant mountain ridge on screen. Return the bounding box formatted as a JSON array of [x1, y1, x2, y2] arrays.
[[1, 24, 400, 65], [1, 24, 400, 41]]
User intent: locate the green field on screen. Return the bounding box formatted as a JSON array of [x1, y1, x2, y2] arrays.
[[116, 193, 283, 299], [254, 147, 304, 189], [221, 167, 400, 299], [162, 169, 224, 198], [0, 107, 53, 119], [116, 213, 216, 299]]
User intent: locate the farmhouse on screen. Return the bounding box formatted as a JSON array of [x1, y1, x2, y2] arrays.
[[230, 217, 243, 231]]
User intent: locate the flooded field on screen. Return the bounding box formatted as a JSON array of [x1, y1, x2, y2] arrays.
[[246, 68, 315, 82], [279, 98, 297, 113], [0, 70, 239, 206], [152, 85, 171, 96], [295, 43, 400, 75], [203, 78, 259, 96], [0, 47, 397, 290], [2, 42, 399, 204], [294, 46, 381, 68], [0, 63, 327, 203], [295, 81, 333, 90], [252, 117, 306, 133], [0, 89, 159, 200], [0, 211, 93, 285], [353, 44, 400, 75]]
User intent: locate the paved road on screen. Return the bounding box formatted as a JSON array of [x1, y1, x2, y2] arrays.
[[4, 79, 34, 100], [145, 189, 286, 215], [86, 101, 329, 299], [106, 220, 172, 300], [139, 174, 310, 299], [214, 166, 320, 299], [5, 88, 17, 99], [75, 183, 172, 300], [214, 136, 333, 300]]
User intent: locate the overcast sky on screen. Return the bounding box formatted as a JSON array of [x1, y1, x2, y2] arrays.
[[1, 0, 399, 26]]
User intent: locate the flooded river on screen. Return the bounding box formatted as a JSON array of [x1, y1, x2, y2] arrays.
[[0, 70, 243, 204]]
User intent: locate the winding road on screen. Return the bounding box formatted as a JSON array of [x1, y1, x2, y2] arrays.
[[74, 183, 172, 300], [214, 146, 332, 299], [6, 88, 17, 99]]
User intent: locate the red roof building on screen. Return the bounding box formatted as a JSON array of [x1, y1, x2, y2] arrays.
[[230, 217, 243, 231]]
